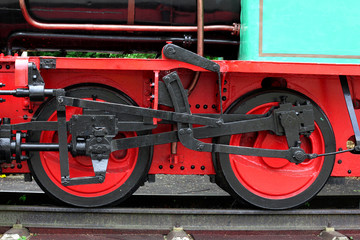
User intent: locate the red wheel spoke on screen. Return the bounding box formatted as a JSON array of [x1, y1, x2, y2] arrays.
[[217, 91, 335, 209]]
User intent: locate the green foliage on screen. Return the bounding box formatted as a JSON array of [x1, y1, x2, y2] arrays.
[[28, 51, 64, 57], [18, 194, 27, 203], [27, 51, 222, 60], [28, 51, 157, 59], [206, 56, 223, 60]]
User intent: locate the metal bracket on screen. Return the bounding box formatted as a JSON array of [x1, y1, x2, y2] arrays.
[[163, 44, 224, 114], [56, 90, 114, 186], [0, 63, 55, 101], [39, 58, 56, 69], [273, 102, 314, 147], [58, 97, 119, 186], [28, 62, 46, 101], [163, 44, 220, 72], [340, 75, 360, 152], [0, 118, 12, 164]]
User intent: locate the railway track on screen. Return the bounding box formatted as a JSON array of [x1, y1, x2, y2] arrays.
[[0, 203, 360, 240], [0, 205, 359, 231], [1, 176, 360, 239]]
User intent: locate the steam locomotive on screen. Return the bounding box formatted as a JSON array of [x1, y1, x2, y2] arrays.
[[0, 0, 359, 210]]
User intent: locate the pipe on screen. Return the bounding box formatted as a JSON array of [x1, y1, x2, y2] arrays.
[[7, 32, 239, 54], [187, 0, 204, 96], [19, 0, 237, 34], [127, 0, 135, 25], [196, 0, 204, 57], [19, 143, 61, 151]]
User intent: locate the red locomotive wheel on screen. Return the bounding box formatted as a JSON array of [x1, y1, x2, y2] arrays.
[[216, 90, 335, 209], [28, 87, 152, 207]]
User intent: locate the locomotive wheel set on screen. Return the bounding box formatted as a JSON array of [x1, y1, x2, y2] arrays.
[[1, 0, 360, 210]]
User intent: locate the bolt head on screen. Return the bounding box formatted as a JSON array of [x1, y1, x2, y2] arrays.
[[216, 120, 223, 126], [166, 47, 176, 55], [212, 64, 220, 72], [293, 150, 306, 162], [98, 176, 104, 182]]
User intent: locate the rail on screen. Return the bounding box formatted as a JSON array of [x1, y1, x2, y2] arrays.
[[0, 205, 359, 231]]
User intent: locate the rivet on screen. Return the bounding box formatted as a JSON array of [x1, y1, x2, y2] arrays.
[[170, 165, 174, 169], [191, 165, 195, 169], [348, 170, 352, 174], [159, 165, 163, 169], [201, 166, 205, 170], [180, 166, 185, 170], [337, 160, 342, 164], [195, 104, 200, 109]]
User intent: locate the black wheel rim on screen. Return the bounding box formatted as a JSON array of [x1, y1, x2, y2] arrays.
[[28, 87, 152, 207], [216, 90, 335, 210]]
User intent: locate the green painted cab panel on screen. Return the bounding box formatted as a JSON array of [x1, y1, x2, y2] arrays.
[[239, 0, 360, 63]]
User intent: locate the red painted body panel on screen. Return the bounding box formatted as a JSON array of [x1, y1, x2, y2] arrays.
[[1, 56, 360, 177]]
